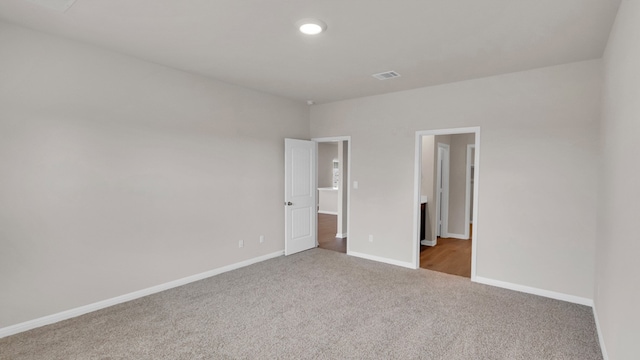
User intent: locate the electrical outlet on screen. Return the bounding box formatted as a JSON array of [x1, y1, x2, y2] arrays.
[[368, 235, 373, 242], [238, 240, 244, 248], [259, 235, 265, 244]]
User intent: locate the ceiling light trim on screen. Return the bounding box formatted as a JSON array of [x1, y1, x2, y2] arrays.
[[296, 18, 327, 35]]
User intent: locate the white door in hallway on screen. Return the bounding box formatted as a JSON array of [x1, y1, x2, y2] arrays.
[[284, 138, 317, 255], [436, 143, 450, 237]]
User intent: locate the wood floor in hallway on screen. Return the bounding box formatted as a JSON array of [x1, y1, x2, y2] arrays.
[[420, 233, 472, 278], [317, 213, 346, 253]]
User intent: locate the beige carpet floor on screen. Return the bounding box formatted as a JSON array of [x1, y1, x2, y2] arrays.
[[1, 248, 602, 359]]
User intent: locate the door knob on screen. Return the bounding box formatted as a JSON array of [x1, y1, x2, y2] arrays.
[[285, 201, 293, 206]]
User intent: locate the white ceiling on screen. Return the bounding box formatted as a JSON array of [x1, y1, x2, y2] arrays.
[[0, 0, 621, 104]]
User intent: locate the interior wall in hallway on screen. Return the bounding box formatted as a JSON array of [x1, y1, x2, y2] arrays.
[[318, 142, 339, 188], [447, 133, 476, 237]]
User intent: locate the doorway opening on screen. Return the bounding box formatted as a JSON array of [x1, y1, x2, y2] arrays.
[[413, 128, 479, 279], [313, 136, 350, 254]]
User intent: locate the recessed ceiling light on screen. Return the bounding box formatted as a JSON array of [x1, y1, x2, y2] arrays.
[[296, 19, 327, 35]]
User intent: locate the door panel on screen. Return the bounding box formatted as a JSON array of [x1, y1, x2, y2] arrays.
[[285, 139, 317, 255], [436, 143, 450, 238], [291, 207, 312, 238]]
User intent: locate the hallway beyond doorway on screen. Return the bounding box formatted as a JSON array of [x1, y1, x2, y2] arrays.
[[317, 213, 346, 253], [420, 225, 472, 277]]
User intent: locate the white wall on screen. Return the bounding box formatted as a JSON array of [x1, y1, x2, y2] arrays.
[[448, 133, 475, 237], [0, 21, 309, 327], [596, 1, 640, 358], [311, 59, 601, 299], [317, 142, 338, 188]]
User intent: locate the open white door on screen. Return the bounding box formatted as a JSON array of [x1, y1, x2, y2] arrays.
[[435, 143, 450, 237], [285, 138, 317, 255]]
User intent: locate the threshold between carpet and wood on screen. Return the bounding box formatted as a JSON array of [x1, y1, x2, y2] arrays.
[[0, 248, 602, 359]]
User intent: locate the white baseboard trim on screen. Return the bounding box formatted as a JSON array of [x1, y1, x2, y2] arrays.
[[0, 250, 284, 339], [335, 233, 347, 238], [420, 239, 437, 246], [473, 276, 594, 307], [318, 210, 338, 215], [446, 233, 469, 240], [592, 304, 609, 360], [348, 251, 415, 269]]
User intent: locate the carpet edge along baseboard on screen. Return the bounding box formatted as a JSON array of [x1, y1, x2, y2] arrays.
[[0, 250, 285, 339]]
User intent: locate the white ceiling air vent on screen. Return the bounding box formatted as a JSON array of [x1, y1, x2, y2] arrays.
[[372, 71, 401, 80]]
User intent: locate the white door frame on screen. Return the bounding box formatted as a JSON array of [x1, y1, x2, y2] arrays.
[[413, 127, 480, 280], [435, 143, 450, 238], [312, 136, 351, 254], [464, 144, 476, 240]]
